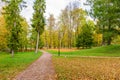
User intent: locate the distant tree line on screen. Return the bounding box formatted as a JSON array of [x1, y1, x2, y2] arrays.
[[0, 0, 120, 56], [40, 0, 120, 49]]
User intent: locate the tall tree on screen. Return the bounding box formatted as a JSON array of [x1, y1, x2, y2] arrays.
[[71, 8, 86, 38], [47, 14, 55, 48], [58, 8, 69, 48], [58, 1, 86, 48], [87, 0, 120, 45], [2, 0, 24, 57], [32, 0, 46, 53], [67, 3, 73, 48]]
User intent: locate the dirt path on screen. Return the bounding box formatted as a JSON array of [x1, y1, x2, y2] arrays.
[[14, 51, 56, 80]]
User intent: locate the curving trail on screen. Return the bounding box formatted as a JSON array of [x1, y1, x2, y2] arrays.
[[15, 51, 56, 80]]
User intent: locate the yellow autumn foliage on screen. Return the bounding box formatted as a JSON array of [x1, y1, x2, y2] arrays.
[[113, 35, 120, 44], [0, 15, 8, 50], [93, 33, 103, 46]]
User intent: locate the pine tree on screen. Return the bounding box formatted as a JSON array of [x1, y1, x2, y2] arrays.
[[2, 0, 23, 57], [32, 0, 46, 53]]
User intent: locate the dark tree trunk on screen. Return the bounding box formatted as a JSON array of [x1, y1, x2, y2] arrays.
[[107, 37, 112, 45], [49, 30, 52, 49], [44, 31, 48, 49], [107, 19, 112, 45], [102, 38, 106, 46]]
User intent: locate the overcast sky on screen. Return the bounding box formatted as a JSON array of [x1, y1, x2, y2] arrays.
[[20, 0, 87, 23], [0, 0, 87, 23]]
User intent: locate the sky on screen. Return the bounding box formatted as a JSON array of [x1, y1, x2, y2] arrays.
[[0, 0, 88, 23], [20, 0, 87, 24]]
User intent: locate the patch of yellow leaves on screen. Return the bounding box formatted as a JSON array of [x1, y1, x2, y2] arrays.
[[53, 57, 120, 80], [48, 48, 78, 52], [0, 15, 8, 49]]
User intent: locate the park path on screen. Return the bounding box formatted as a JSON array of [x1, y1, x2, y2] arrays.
[[14, 51, 56, 80]]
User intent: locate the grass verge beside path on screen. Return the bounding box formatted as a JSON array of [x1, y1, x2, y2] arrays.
[[53, 56, 120, 80], [0, 52, 42, 80], [48, 45, 120, 57]]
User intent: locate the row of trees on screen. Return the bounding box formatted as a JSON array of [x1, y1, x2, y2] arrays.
[[40, 1, 102, 49], [0, 11, 29, 51], [40, 0, 120, 49], [0, 0, 29, 56], [0, 0, 46, 56], [87, 0, 120, 45], [0, 0, 120, 55]]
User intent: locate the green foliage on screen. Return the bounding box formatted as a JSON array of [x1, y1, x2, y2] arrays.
[[32, 0, 46, 53], [76, 21, 94, 49], [113, 35, 120, 44], [30, 29, 44, 49], [19, 18, 29, 51], [87, 0, 120, 45], [30, 29, 37, 48], [51, 5, 87, 49], [0, 52, 41, 80], [38, 37, 44, 49], [32, 0, 46, 33], [3, 0, 23, 53], [0, 14, 28, 52]]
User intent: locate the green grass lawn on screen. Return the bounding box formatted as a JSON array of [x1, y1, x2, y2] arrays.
[[0, 52, 41, 80], [48, 45, 120, 57]]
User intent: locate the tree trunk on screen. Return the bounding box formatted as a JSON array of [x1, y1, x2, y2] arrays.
[[102, 38, 105, 46], [45, 31, 48, 49], [25, 45, 27, 51], [58, 29, 61, 56], [11, 21, 16, 57], [107, 19, 111, 45], [35, 31, 40, 54], [107, 37, 112, 45], [49, 29, 52, 49], [102, 25, 105, 46], [11, 49, 14, 57], [21, 46, 23, 52]]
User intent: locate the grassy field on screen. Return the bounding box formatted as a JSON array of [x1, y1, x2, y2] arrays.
[[0, 52, 41, 80], [50, 45, 120, 80], [53, 57, 120, 80], [48, 45, 120, 57]]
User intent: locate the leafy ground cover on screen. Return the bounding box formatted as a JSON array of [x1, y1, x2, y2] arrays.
[[48, 45, 120, 57], [50, 45, 120, 79], [0, 52, 41, 80], [53, 57, 120, 80]]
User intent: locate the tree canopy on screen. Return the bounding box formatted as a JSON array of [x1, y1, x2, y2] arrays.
[[32, 0, 46, 53]]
